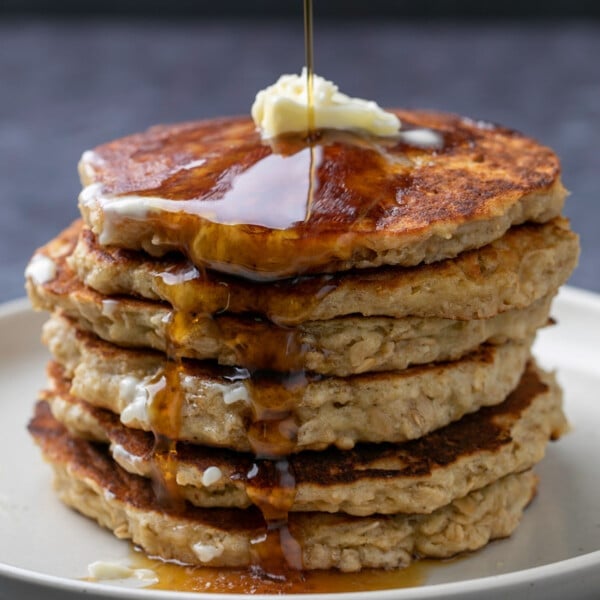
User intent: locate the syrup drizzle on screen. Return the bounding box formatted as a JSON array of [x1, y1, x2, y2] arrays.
[[146, 305, 309, 574], [238, 1, 320, 573], [304, 0, 318, 222], [87, 115, 455, 281], [145, 330, 186, 510], [242, 368, 312, 574], [140, 0, 423, 581], [235, 0, 318, 574], [241, 371, 308, 573], [304, 0, 315, 136]]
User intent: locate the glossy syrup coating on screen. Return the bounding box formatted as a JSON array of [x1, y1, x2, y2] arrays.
[[78, 111, 564, 280]]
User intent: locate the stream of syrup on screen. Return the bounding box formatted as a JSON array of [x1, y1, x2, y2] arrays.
[[146, 325, 187, 511], [304, 0, 317, 223], [304, 0, 315, 135]]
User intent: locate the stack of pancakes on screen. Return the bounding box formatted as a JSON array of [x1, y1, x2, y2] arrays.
[[26, 110, 579, 573]]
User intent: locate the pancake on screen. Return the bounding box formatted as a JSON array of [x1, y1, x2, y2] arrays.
[[44, 314, 534, 451], [25, 247, 555, 375], [61, 217, 579, 325], [77, 111, 566, 280], [43, 361, 565, 516], [29, 400, 539, 571]]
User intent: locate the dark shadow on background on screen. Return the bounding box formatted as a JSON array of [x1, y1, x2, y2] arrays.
[[2, 0, 600, 20]]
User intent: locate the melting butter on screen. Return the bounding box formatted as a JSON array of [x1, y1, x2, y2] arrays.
[[119, 374, 154, 428], [87, 559, 158, 588], [201, 466, 223, 487], [111, 442, 149, 477], [191, 542, 224, 563], [251, 69, 400, 138], [209, 380, 250, 406], [25, 254, 57, 285]]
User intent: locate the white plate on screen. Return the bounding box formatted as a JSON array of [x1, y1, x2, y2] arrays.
[[0, 288, 599, 600]]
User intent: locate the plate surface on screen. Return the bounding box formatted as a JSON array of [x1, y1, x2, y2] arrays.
[[0, 288, 599, 600]]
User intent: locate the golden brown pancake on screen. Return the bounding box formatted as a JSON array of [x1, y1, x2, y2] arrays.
[[25, 244, 556, 376], [56, 217, 579, 324], [28, 400, 539, 571], [29, 291, 555, 378], [43, 312, 534, 452], [43, 360, 566, 516], [78, 111, 566, 279]]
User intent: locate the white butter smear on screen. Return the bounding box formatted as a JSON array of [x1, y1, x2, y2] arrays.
[[192, 542, 224, 563], [111, 442, 149, 477], [119, 374, 154, 428], [87, 559, 158, 588], [210, 381, 249, 405], [25, 254, 57, 285], [251, 69, 400, 138], [201, 466, 223, 487], [399, 128, 444, 149]]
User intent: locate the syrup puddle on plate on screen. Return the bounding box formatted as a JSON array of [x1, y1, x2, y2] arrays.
[[128, 547, 433, 594]]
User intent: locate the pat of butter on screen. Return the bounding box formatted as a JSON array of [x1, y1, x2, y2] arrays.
[[251, 69, 400, 138]]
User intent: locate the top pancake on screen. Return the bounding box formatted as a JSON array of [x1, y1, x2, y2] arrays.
[[78, 111, 566, 280]]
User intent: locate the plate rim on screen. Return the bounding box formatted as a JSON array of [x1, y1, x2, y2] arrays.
[[1, 286, 599, 599]]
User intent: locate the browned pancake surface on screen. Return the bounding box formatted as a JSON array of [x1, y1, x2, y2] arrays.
[[44, 360, 564, 492], [28, 399, 540, 571], [28, 400, 265, 530], [61, 216, 578, 324], [28, 229, 556, 375], [79, 111, 565, 278]]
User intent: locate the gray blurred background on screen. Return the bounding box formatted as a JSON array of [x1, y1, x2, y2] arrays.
[[1, 1, 598, 302]]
